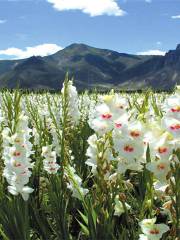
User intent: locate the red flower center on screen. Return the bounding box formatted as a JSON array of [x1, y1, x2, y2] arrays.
[[170, 124, 180, 130], [130, 131, 140, 137], [157, 163, 166, 170], [149, 228, 160, 235], [124, 145, 134, 152], [101, 113, 112, 119], [171, 106, 180, 112], [158, 147, 168, 154], [14, 162, 22, 167], [115, 123, 122, 128], [13, 151, 21, 157]]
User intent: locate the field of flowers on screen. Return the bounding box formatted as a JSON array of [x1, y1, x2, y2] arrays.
[[0, 76, 179, 240]]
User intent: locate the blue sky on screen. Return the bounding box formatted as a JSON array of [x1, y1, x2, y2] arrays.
[[0, 0, 180, 59]]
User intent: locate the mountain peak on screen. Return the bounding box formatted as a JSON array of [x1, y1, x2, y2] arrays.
[[67, 43, 89, 48], [50, 43, 92, 58], [66, 43, 91, 51]]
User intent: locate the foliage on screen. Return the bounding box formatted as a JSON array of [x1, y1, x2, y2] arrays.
[[0, 78, 179, 240]]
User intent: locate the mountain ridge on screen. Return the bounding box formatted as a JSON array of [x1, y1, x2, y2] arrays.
[[0, 43, 179, 90]]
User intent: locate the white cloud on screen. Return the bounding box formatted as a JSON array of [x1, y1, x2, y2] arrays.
[[137, 49, 166, 56], [47, 0, 126, 17], [171, 15, 180, 19], [0, 19, 7, 24], [0, 43, 63, 59]]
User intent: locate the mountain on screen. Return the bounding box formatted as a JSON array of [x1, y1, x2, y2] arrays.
[[0, 43, 180, 90]]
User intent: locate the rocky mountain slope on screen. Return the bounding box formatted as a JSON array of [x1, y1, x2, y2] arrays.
[[0, 43, 179, 90]]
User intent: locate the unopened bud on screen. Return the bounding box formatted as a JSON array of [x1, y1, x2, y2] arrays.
[[119, 193, 126, 202]]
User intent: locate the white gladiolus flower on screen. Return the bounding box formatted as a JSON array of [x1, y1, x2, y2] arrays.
[[113, 113, 129, 131], [88, 94, 129, 135], [114, 138, 145, 162], [122, 120, 145, 140], [162, 117, 180, 139], [117, 157, 143, 174], [96, 103, 113, 120], [50, 126, 61, 155], [61, 80, 80, 124], [146, 159, 170, 183], [163, 94, 180, 120], [86, 134, 114, 174], [42, 145, 60, 174], [139, 218, 169, 240], [103, 94, 128, 114], [8, 185, 34, 201], [86, 134, 98, 173], [90, 118, 113, 135], [149, 136, 173, 161], [88, 103, 114, 135], [3, 114, 34, 201]]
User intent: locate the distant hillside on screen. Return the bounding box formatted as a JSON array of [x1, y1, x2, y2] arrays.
[[0, 43, 180, 90]]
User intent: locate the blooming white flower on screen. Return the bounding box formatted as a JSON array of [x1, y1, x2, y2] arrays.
[[3, 114, 34, 201], [88, 103, 114, 135], [86, 134, 98, 173], [146, 159, 170, 183], [163, 94, 180, 121], [96, 103, 113, 120], [42, 145, 60, 174], [162, 117, 180, 140], [50, 125, 61, 155], [117, 157, 143, 174], [8, 185, 34, 201], [86, 134, 114, 174], [149, 136, 173, 161], [124, 121, 145, 140], [139, 218, 169, 240], [114, 137, 145, 162], [90, 118, 113, 135], [105, 94, 128, 116]]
